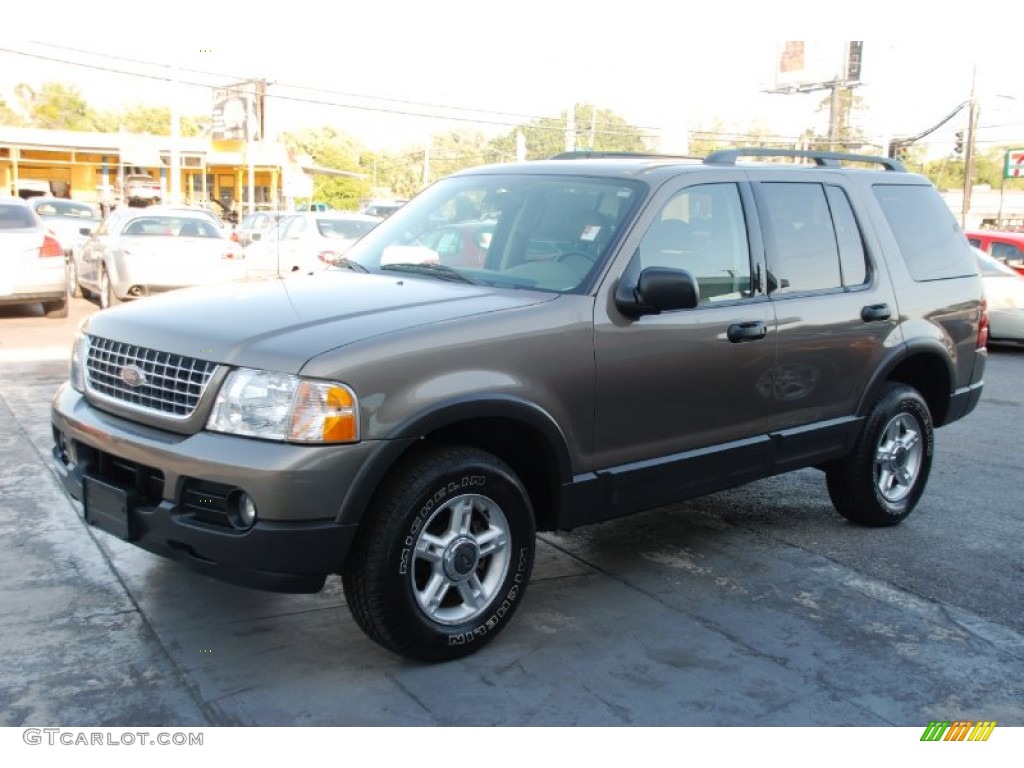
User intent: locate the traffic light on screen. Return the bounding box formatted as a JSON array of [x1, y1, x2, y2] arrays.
[[954, 131, 964, 155]]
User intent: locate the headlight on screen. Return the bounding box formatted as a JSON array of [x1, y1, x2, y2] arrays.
[[69, 321, 91, 393], [206, 368, 359, 443]]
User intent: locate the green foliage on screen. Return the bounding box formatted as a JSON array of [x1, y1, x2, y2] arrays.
[[280, 126, 373, 210], [0, 97, 24, 127], [14, 82, 107, 131], [489, 103, 648, 161]]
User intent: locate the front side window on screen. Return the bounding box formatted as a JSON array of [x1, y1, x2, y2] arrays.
[[636, 182, 753, 303]]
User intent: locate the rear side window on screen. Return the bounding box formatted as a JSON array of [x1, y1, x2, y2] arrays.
[[759, 182, 868, 294], [873, 184, 975, 281], [0, 204, 36, 229]]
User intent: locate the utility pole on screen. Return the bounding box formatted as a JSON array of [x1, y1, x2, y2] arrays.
[[565, 103, 576, 153], [169, 64, 181, 205], [828, 79, 842, 151], [962, 65, 979, 228]]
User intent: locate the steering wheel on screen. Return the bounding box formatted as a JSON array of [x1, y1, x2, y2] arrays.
[[556, 250, 598, 268]]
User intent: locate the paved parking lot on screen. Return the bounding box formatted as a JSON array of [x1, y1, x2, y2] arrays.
[[1, 297, 1023, 730]]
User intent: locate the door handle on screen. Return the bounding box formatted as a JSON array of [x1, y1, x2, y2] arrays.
[[727, 321, 767, 343], [861, 303, 892, 322]]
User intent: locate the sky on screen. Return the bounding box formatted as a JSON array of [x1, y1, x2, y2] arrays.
[[3, 3, 1024, 159]]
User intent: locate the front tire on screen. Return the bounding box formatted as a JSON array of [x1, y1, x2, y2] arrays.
[[826, 383, 933, 526], [343, 445, 536, 662]]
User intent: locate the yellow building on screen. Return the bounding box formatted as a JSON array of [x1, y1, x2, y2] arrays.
[[0, 126, 357, 216]]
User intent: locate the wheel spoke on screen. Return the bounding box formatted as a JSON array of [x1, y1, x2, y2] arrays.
[[456, 574, 487, 611], [475, 527, 508, 558], [419, 571, 452, 614], [415, 533, 446, 563], [449, 497, 475, 536]]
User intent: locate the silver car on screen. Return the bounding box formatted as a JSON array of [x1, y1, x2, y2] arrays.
[[76, 208, 247, 308], [973, 245, 1024, 342], [244, 211, 382, 277], [28, 197, 102, 299], [0, 196, 69, 318]]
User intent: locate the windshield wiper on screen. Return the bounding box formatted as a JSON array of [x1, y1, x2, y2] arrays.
[[330, 257, 370, 273], [379, 262, 478, 284]]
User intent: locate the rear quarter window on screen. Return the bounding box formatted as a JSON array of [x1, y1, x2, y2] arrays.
[[872, 184, 975, 281]]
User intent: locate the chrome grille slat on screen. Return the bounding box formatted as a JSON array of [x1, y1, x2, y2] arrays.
[[85, 336, 217, 418]]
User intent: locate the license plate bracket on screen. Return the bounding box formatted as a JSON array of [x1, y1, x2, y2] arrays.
[[83, 476, 138, 541]]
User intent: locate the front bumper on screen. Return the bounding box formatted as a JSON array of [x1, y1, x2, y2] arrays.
[[50, 382, 384, 593]]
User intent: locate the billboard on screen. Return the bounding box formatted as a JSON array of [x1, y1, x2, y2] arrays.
[[212, 82, 261, 141], [773, 41, 863, 91]]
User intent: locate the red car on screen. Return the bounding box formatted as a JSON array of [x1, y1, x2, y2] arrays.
[[965, 229, 1024, 275]]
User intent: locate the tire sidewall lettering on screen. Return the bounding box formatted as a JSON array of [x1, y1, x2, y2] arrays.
[[399, 473, 487, 575], [447, 546, 531, 647]]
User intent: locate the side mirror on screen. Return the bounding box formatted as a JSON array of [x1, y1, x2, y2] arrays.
[[615, 266, 700, 317], [250, 232, 262, 242]]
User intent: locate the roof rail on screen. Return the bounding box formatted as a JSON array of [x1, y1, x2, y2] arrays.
[[549, 150, 698, 161], [704, 147, 906, 172]]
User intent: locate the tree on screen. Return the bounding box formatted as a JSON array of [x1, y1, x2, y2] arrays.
[[0, 97, 24, 127], [280, 126, 372, 210], [489, 103, 649, 161], [13, 82, 107, 131]]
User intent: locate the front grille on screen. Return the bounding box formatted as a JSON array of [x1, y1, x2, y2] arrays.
[[86, 336, 217, 418]]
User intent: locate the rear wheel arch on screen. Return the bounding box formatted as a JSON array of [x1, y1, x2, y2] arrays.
[[857, 343, 953, 427]]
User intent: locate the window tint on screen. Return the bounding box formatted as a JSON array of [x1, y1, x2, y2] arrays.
[[760, 182, 841, 294], [637, 183, 752, 302], [873, 184, 975, 281]]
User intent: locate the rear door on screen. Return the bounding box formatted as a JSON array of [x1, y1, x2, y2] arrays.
[[751, 173, 898, 469]]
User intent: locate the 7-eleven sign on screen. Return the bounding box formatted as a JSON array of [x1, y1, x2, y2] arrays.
[[1005, 149, 1024, 178]]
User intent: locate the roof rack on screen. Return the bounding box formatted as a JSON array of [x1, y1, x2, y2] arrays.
[[704, 147, 906, 172], [549, 150, 698, 161]]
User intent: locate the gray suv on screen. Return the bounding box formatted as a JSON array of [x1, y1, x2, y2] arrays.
[[51, 149, 987, 661]]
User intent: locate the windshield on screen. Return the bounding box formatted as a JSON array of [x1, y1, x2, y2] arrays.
[[340, 172, 645, 293]]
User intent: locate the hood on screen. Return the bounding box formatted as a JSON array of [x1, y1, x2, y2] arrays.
[[82, 271, 555, 373]]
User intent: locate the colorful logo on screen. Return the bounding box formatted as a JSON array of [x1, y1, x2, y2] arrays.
[[920, 721, 996, 742]]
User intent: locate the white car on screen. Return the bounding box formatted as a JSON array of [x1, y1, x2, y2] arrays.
[[244, 211, 382, 278], [28, 197, 103, 299], [0, 196, 68, 318], [973, 245, 1024, 342], [76, 208, 246, 309]]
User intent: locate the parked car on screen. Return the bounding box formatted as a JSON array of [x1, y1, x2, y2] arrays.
[[121, 171, 162, 207], [76, 208, 246, 308], [28, 197, 103, 299], [965, 229, 1024, 274], [0, 196, 68, 318], [417, 219, 496, 267], [361, 200, 407, 218], [52, 148, 987, 662], [973, 245, 1024, 342], [244, 211, 382, 277], [232, 210, 289, 248]]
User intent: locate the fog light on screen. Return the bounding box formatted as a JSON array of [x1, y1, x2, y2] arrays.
[[228, 491, 257, 529]]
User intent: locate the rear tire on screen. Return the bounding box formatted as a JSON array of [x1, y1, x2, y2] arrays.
[[43, 294, 69, 319], [99, 266, 120, 309], [826, 383, 933, 526], [66, 256, 82, 299], [343, 445, 535, 662]]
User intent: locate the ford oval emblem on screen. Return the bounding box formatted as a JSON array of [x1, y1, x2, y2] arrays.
[[120, 365, 147, 388]]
